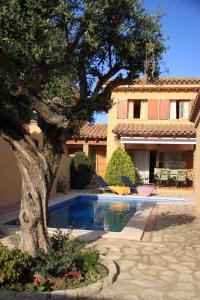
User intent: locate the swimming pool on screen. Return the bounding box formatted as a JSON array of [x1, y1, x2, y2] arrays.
[[47, 194, 185, 232], [48, 195, 138, 232]]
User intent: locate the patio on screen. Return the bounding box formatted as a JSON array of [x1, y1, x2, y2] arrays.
[[95, 202, 200, 300], [0, 190, 198, 300]]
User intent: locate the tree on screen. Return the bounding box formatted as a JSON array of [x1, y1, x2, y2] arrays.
[[70, 151, 93, 189], [105, 147, 136, 186], [0, 0, 166, 256]]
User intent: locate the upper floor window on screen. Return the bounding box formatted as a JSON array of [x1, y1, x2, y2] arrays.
[[133, 100, 148, 119], [170, 100, 189, 119]]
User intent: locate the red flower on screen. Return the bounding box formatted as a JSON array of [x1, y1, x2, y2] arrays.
[[34, 278, 40, 285], [64, 271, 81, 280]]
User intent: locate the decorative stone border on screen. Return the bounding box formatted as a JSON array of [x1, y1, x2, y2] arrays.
[[0, 256, 118, 300]]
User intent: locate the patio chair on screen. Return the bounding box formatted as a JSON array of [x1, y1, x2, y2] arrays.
[[153, 168, 161, 186], [169, 169, 178, 187], [95, 176, 130, 195], [121, 176, 137, 192], [121, 176, 154, 196], [158, 169, 170, 187], [95, 176, 114, 193], [176, 170, 188, 188]]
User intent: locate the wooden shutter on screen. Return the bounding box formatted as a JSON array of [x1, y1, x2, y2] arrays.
[[148, 100, 158, 120], [117, 100, 128, 119], [189, 99, 195, 113], [159, 100, 170, 120]]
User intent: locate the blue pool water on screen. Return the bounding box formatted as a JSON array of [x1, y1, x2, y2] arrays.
[[6, 195, 185, 232], [48, 195, 139, 232]]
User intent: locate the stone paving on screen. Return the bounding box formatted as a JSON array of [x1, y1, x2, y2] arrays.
[[0, 190, 198, 300], [94, 203, 200, 300]]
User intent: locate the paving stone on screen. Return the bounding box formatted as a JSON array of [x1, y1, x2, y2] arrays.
[[138, 289, 165, 300], [169, 263, 193, 274], [168, 290, 195, 299]]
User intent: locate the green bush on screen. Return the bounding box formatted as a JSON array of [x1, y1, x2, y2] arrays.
[[0, 243, 32, 285], [0, 231, 107, 291], [105, 147, 136, 186], [70, 151, 93, 189], [36, 229, 100, 277]]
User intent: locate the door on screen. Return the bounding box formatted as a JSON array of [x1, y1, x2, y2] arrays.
[[95, 149, 106, 177], [133, 150, 150, 183]]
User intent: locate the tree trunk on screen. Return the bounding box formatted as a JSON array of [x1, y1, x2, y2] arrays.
[[1, 117, 63, 257], [2, 130, 59, 256]]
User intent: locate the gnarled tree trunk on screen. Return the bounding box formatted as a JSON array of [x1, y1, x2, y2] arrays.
[[12, 137, 51, 256], [2, 129, 61, 257]]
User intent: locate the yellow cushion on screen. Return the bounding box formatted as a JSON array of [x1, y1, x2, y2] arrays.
[[109, 186, 130, 195]]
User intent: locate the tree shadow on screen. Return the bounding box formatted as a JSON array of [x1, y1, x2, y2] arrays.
[[152, 212, 196, 232]]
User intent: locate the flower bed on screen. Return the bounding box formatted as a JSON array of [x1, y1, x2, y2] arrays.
[[0, 230, 117, 296]]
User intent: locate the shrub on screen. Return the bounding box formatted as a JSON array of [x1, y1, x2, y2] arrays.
[[0, 243, 32, 285], [0, 231, 107, 291], [105, 147, 136, 186], [36, 229, 100, 278], [70, 151, 93, 189]]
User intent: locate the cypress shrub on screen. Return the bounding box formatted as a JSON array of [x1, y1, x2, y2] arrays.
[[70, 151, 93, 189], [105, 147, 136, 186]]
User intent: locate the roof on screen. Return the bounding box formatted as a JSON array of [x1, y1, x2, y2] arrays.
[[189, 91, 200, 122], [135, 77, 200, 85], [112, 122, 196, 138], [77, 124, 107, 140]]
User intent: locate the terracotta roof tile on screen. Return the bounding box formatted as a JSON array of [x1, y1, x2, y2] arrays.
[[189, 91, 200, 122], [77, 124, 107, 140], [112, 122, 196, 138], [135, 77, 200, 85]]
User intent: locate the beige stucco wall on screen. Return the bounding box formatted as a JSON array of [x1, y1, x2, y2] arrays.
[[107, 84, 200, 163], [0, 123, 71, 208], [0, 138, 21, 208], [194, 113, 200, 213]]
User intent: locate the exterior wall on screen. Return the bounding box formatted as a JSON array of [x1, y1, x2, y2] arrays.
[[107, 85, 199, 162], [51, 144, 72, 194], [194, 112, 200, 213], [0, 123, 72, 208], [0, 137, 21, 208], [65, 143, 107, 178]]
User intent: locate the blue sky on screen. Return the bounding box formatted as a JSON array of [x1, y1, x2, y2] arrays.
[[94, 0, 200, 123]]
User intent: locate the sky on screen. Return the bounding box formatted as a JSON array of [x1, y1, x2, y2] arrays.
[[94, 0, 200, 124]]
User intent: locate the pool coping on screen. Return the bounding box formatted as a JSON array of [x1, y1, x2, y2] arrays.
[[0, 193, 187, 243]]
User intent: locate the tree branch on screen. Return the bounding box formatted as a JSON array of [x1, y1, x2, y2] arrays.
[[94, 73, 138, 103], [32, 96, 68, 128], [78, 58, 88, 101], [90, 62, 121, 101]]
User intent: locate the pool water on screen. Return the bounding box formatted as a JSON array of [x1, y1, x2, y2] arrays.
[[48, 196, 138, 232]]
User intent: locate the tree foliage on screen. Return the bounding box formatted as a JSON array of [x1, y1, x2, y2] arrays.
[[0, 0, 166, 255], [105, 147, 136, 186], [0, 0, 166, 135], [70, 151, 93, 189]]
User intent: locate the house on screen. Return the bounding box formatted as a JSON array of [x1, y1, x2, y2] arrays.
[[67, 78, 200, 183], [189, 91, 200, 213], [1, 77, 200, 209]]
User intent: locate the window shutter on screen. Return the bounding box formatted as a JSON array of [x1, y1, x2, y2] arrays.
[[148, 100, 158, 120], [159, 100, 170, 120], [117, 100, 128, 119], [189, 99, 195, 113]]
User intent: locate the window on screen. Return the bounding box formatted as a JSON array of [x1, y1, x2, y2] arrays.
[[133, 100, 148, 119], [68, 147, 83, 157], [159, 152, 184, 169], [170, 100, 189, 119]]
